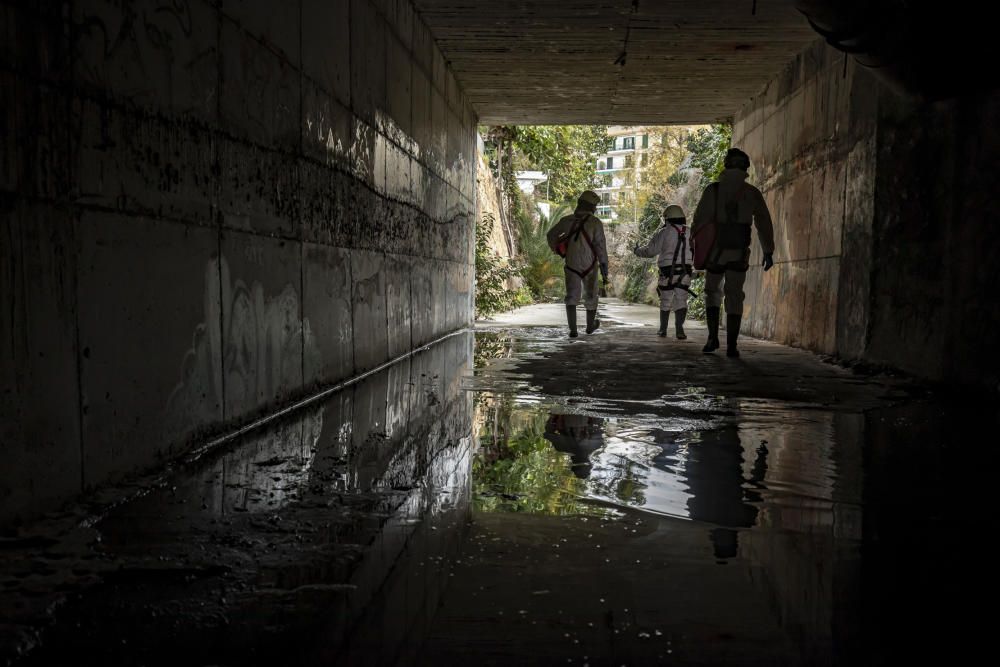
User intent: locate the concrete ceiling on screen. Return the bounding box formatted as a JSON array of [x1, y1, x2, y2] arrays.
[[413, 0, 820, 125]]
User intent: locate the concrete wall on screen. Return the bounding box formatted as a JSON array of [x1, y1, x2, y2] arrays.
[[734, 40, 1000, 388], [866, 90, 1000, 387], [0, 0, 477, 526], [733, 41, 878, 357]]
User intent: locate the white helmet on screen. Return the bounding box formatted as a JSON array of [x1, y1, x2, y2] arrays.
[[663, 204, 685, 221]]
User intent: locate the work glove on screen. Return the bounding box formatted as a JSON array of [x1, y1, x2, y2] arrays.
[[762, 253, 774, 271], [600, 262, 609, 283]]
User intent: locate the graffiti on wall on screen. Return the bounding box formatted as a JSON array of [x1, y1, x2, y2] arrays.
[[165, 256, 319, 442]]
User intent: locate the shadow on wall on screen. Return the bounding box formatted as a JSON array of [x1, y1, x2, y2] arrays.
[[165, 256, 319, 441]]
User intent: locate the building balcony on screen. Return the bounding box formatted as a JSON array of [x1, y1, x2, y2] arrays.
[[605, 147, 637, 155]]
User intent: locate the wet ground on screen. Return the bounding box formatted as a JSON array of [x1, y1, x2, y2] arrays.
[[1, 302, 993, 665]]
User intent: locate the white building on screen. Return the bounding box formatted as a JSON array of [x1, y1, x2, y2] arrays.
[[515, 170, 551, 220], [515, 170, 548, 195], [594, 126, 654, 224]]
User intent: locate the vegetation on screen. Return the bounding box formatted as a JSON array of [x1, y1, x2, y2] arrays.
[[474, 213, 522, 318], [472, 394, 607, 517], [510, 126, 612, 205], [481, 125, 611, 206], [687, 274, 707, 320], [516, 203, 572, 301], [684, 124, 733, 189], [477, 125, 611, 310]]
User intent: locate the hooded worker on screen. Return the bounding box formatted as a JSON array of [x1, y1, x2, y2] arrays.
[[633, 203, 693, 339], [547, 190, 609, 338], [690, 148, 775, 358]]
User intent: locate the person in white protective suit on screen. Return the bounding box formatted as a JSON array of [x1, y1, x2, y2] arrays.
[[633, 203, 694, 340], [546, 190, 609, 338], [691, 148, 776, 358]]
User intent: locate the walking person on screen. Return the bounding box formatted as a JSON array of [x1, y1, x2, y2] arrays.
[[547, 190, 609, 338], [633, 203, 694, 339], [691, 148, 775, 358]]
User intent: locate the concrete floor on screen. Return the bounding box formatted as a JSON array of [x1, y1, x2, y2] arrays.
[[1, 302, 990, 665]]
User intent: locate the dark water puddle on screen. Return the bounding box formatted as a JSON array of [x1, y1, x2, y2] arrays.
[[469, 389, 863, 559], [5, 326, 993, 666], [434, 329, 994, 666]]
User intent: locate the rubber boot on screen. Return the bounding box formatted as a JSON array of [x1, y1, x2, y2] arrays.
[[675, 308, 688, 340], [566, 305, 578, 338], [658, 310, 670, 337], [702, 307, 720, 353], [585, 309, 601, 334], [726, 314, 742, 358]]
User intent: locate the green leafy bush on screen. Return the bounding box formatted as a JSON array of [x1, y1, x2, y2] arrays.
[[517, 204, 570, 301], [475, 213, 521, 318]]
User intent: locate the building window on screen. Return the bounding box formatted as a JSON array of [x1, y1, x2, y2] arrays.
[[598, 160, 606, 170], [640, 153, 648, 167], [624, 155, 632, 168], [601, 192, 610, 204], [622, 136, 635, 150], [606, 157, 614, 169], [642, 134, 649, 148]]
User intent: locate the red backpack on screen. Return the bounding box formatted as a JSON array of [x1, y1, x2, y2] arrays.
[[692, 183, 752, 270]]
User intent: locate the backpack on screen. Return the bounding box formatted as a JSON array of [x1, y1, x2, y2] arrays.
[[549, 215, 587, 258], [692, 183, 753, 271]]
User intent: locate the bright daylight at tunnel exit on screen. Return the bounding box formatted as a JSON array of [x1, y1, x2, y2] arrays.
[[1, 0, 998, 665]]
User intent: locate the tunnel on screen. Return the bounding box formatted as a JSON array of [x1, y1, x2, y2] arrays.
[[1, 0, 997, 665]]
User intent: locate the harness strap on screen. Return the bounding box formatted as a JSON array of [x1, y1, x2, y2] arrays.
[[658, 283, 699, 295], [658, 223, 692, 290], [566, 215, 599, 278]]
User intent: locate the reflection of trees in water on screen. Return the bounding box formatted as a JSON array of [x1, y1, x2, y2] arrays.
[[472, 397, 607, 516], [473, 332, 515, 369], [542, 412, 649, 506]]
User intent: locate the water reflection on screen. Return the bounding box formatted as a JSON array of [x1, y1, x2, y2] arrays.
[[472, 393, 866, 531], [543, 413, 604, 479], [467, 388, 866, 665], [472, 395, 606, 516], [429, 330, 982, 665], [686, 425, 766, 558], [24, 333, 475, 667]]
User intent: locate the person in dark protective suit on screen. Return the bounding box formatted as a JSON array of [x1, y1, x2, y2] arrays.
[[547, 191, 609, 338], [690, 148, 775, 358]]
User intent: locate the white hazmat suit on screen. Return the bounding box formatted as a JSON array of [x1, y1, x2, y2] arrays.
[[634, 221, 693, 312], [547, 210, 608, 311]]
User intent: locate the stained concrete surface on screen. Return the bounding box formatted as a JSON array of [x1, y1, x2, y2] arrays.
[[414, 0, 819, 124], [1, 0, 477, 526], [1, 302, 991, 665], [733, 39, 1000, 389], [0, 332, 474, 666]]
